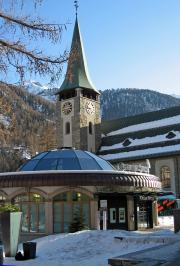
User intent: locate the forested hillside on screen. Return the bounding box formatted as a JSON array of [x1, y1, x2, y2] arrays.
[[100, 88, 180, 120], [0, 82, 57, 171]]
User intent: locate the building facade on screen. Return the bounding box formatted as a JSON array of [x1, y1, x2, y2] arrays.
[[99, 106, 180, 200], [0, 149, 161, 241]]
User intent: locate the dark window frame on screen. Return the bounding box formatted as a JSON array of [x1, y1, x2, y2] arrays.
[[12, 192, 45, 233], [89, 122, 93, 135], [65, 122, 71, 135]]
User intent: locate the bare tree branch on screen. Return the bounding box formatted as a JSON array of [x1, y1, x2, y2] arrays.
[[0, 39, 68, 64], [0, 11, 62, 33], [0, 0, 69, 83]]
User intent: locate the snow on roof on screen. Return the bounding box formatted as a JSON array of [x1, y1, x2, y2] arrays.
[[100, 143, 180, 161], [107, 115, 180, 137], [100, 131, 180, 151]]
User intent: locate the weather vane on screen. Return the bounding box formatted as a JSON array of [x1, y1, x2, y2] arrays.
[[74, 0, 79, 17]]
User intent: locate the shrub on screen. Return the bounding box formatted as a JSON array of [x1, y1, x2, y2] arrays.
[[0, 204, 20, 213]]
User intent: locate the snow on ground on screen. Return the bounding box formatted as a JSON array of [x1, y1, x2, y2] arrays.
[[158, 216, 174, 227], [5, 229, 180, 266]]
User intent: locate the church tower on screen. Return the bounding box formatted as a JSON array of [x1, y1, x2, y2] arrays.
[[56, 18, 101, 153]]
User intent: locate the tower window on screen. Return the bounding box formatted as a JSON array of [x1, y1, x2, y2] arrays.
[[82, 89, 97, 101], [65, 122, 71, 135], [59, 90, 76, 101], [89, 122, 93, 135]]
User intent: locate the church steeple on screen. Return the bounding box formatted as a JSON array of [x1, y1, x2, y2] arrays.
[[58, 18, 100, 94], [56, 13, 101, 153]]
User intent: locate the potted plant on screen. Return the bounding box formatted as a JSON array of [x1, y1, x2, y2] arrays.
[[0, 203, 22, 257]]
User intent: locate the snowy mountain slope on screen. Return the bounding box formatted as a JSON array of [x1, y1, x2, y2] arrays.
[[24, 80, 57, 101], [172, 94, 180, 99], [100, 88, 180, 120], [23, 83, 180, 120], [24, 80, 48, 94]]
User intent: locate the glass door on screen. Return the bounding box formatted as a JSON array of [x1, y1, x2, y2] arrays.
[[137, 204, 147, 229], [137, 201, 152, 229]]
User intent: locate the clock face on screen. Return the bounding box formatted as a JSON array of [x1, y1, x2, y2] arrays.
[[62, 102, 72, 115], [86, 101, 95, 115]]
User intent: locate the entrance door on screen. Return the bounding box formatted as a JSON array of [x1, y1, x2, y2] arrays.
[[137, 201, 152, 229], [109, 207, 126, 228], [106, 197, 127, 230]]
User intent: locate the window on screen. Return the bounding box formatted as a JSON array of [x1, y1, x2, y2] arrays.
[[13, 193, 45, 233], [89, 122, 93, 135], [59, 90, 76, 100], [35, 159, 58, 170], [166, 131, 176, 139], [65, 122, 71, 135], [53, 191, 90, 233], [161, 166, 171, 188], [122, 138, 131, 147], [82, 90, 97, 100]]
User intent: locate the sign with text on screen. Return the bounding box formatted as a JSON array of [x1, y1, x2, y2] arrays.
[[119, 208, 126, 223], [100, 200, 107, 208]]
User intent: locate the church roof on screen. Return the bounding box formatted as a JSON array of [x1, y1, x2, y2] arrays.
[[99, 106, 180, 161], [57, 18, 100, 94]]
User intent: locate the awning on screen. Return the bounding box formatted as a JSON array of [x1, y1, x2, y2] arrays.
[[158, 195, 176, 201]]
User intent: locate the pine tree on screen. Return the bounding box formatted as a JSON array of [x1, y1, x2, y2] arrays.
[[69, 211, 87, 233]]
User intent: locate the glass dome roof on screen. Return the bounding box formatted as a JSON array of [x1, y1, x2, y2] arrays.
[[20, 149, 115, 171]]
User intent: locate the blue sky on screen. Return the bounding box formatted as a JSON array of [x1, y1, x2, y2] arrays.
[[8, 0, 180, 95]]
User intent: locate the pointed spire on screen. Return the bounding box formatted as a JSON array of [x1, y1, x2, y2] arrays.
[[74, 0, 79, 18], [58, 17, 100, 94]]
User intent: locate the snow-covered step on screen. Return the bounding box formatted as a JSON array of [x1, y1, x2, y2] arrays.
[[114, 236, 179, 244]]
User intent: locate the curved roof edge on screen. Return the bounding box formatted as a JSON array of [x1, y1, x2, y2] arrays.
[[0, 171, 161, 190]]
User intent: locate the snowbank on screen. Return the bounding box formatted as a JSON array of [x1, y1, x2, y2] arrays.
[[158, 216, 174, 227], [5, 229, 180, 266]]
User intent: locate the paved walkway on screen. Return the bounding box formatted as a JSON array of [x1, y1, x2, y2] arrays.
[[163, 253, 180, 266], [135, 240, 180, 265], [108, 236, 180, 266]]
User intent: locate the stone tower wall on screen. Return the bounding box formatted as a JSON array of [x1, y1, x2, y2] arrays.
[[56, 94, 101, 153]]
